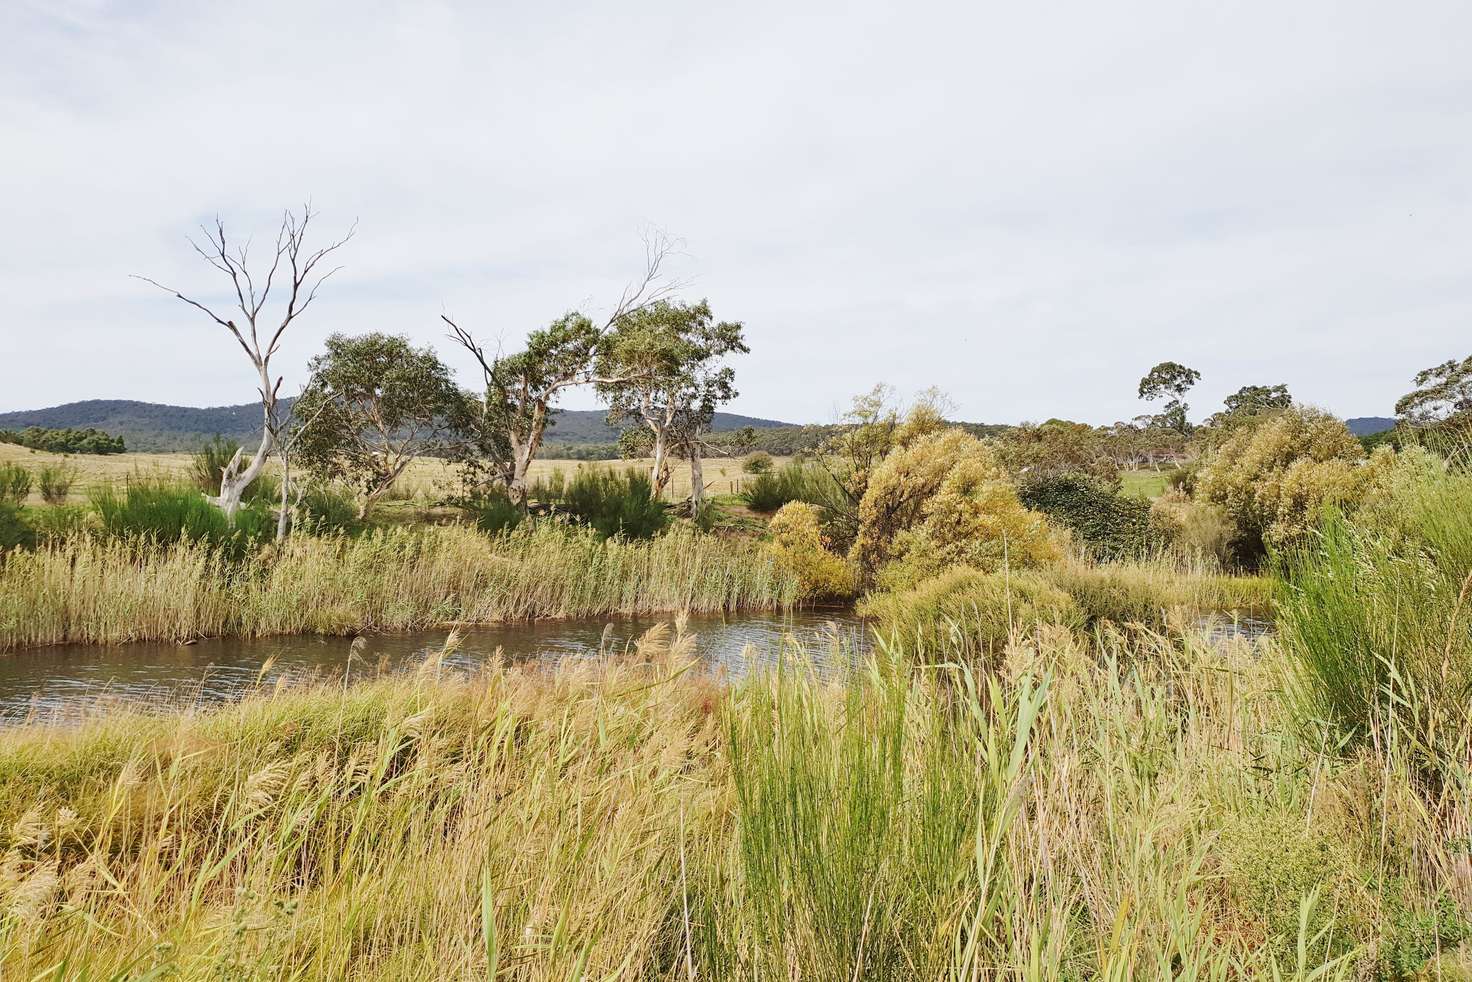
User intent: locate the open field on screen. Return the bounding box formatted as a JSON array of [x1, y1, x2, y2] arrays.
[[1119, 467, 1170, 499]]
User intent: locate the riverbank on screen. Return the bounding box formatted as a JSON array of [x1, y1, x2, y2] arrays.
[[0, 523, 799, 650], [0, 622, 1462, 978]]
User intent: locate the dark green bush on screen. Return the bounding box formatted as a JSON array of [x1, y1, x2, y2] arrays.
[[1018, 474, 1167, 561], [532, 468, 668, 539], [0, 503, 35, 553], [90, 480, 271, 556], [466, 487, 524, 535], [298, 484, 360, 533], [742, 452, 774, 475], [0, 426, 124, 454]]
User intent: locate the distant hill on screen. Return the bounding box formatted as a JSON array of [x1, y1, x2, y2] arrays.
[[0, 399, 794, 452], [1346, 417, 1396, 436]]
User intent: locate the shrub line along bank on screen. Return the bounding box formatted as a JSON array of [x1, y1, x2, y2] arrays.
[[0, 522, 798, 651]]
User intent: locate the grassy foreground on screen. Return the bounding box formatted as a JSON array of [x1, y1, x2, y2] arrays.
[[0, 622, 1466, 978], [0, 524, 797, 650]]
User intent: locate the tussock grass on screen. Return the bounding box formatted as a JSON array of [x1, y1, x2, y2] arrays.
[[1042, 554, 1273, 629], [0, 624, 1461, 977], [0, 523, 798, 650]]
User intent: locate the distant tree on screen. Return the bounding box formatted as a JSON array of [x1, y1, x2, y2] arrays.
[[446, 234, 678, 504], [596, 299, 748, 503], [1395, 354, 1472, 426], [292, 333, 470, 519], [996, 418, 1118, 484], [1222, 383, 1291, 418], [136, 205, 354, 522], [1137, 361, 1201, 435]]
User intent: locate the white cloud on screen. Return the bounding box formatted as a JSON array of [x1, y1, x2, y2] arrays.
[[2, 0, 1469, 424]]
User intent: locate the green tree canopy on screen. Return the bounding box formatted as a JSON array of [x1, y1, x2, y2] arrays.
[[1137, 361, 1201, 435], [1395, 354, 1472, 426], [292, 332, 469, 518]]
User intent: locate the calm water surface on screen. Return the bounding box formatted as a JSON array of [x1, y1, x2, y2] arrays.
[[0, 611, 870, 723]]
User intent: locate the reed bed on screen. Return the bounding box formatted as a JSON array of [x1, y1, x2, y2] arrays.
[[0, 522, 798, 650], [0, 623, 1462, 978]]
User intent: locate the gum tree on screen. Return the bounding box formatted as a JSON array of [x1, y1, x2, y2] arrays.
[[1137, 361, 1201, 435], [1396, 354, 1472, 426], [136, 205, 354, 522], [445, 234, 678, 504], [596, 299, 748, 500], [291, 333, 470, 519]]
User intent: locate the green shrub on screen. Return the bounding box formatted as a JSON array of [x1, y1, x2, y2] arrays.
[[533, 468, 669, 539], [0, 503, 35, 553], [298, 483, 360, 534], [466, 487, 524, 535], [857, 566, 1082, 663], [1018, 474, 1167, 561], [766, 502, 858, 601], [36, 463, 77, 504], [90, 479, 271, 556], [742, 452, 774, 475], [0, 425, 124, 454], [1378, 890, 1472, 980], [741, 462, 844, 515], [25, 503, 91, 543], [0, 463, 33, 505]]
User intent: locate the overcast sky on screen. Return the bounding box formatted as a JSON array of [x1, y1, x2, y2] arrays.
[[2, 0, 1469, 425]]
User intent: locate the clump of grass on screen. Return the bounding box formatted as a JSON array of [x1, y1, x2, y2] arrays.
[[89, 478, 272, 556], [35, 463, 76, 504], [740, 461, 843, 515], [297, 482, 359, 533], [857, 565, 1082, 662], [0, 502, 34, 553], [0, 462, 32, 505], [1042, 555, 1273, 630], [0, 522, 798, 649], [190, 436, 279, 504], [531, 467, 668, 539], [1277, 461, 1472, 775], [463, 486, 524, 534]]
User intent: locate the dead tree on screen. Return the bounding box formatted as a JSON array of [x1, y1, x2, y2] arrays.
[[136, 205, 354, 523]]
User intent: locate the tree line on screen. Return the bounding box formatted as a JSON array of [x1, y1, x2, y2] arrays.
[[138, 208, 752, 533]]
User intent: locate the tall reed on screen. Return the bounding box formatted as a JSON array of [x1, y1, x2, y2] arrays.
[[0, 624, 1455, 977], [0, 522, 798, 649]]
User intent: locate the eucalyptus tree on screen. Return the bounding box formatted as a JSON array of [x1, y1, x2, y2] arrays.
[[135, 205, 354, 522], [445, 235, 677, 503], [1396, 354, 1472, 426], [595, 299, 748, 499], [292, 333, 470, 519], [1137, 361, 1202, 435]]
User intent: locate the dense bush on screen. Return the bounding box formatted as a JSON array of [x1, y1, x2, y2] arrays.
[[465, 487, 524, 535], [742, 451, 774, 475], [1196, 407, 1390, 562], [36, 463, 77, 504], [0, 463, 32, 506], [531, 468, 669, 539], [1149, 491, 1234, 567], [1018, 474, 1166, 561], [0, 425, 125, 454], [857, 566, 1081, 662], [853, 429, 1058, 588], [0, 503, 35, 553], [297, 483, 360, 533], [766, 502, 857, 600], [90, 479, 272, 556]]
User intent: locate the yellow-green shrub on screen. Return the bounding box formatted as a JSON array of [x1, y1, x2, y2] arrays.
[[852, 429, 1058, 585], [857, 565, 1081, 661], [1040, 559, 1272, 629], [767, 502, 858, 600], [1196, 408, 1390, 557]]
